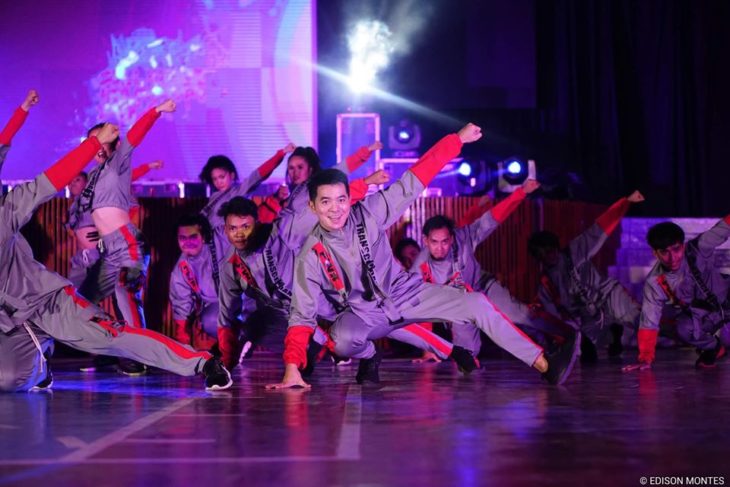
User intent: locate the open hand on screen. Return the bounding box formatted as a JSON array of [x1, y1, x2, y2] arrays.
[[265, 364, 312, 390], [621, 362, 652, 372]]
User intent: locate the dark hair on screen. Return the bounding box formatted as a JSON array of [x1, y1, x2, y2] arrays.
[[288, 147, 321, 180], [76, 171, 89, 181], [527, 231, 560, 258], [395, 237, 420, 259], [245, 223, 273, 253], [87, 122, 120, 152], [422, 215, 456, 238], [307, 168, 350, 201], [218, 196, 258, 222], [647, 222, 685, 250], [199, 155, 238, 186], [176, 213, 213, 243]]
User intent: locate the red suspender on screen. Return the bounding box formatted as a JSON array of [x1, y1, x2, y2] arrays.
[[420, 261, 473, 292], [420, 262, 434, 283], [312, 242, 348, 304], [229, 252, 259, 290], [657, 274, 687, 309]]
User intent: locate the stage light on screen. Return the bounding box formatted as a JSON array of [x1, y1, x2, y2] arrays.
[[458, 162, 472, 177], [506, 160, 522, 175], [347, 20, 394, 93], [388, 119, 421, 153], [498, 158, 537, 193]]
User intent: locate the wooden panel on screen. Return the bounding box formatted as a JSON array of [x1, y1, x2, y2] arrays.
[[21, 196, 614, 337]]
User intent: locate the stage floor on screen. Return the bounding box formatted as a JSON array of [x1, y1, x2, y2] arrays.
[[1, 350, 728, 487]]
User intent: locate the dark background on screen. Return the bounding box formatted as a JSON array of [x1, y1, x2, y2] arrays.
[[317, 0, 730, 216]]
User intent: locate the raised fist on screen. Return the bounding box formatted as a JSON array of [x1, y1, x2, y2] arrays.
[[627, 190, 645, 203], [156, 99, 176, 113], [368, 140, 384, 152], [283, 142, 296, 153], [522, 179, 541, 194], [364, 169, 390, 186], [457, 123, 482, 144], [22, 90, 39, 111], [148, 160, 164, 170], [96, 123, 120, 145]]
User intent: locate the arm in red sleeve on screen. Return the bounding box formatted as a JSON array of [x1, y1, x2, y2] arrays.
[[458, 197, 493, 227], [349, 178, 368, 203], [409, 134, 463, 187], [131, 162, 152, 181], [44, 137, 102, 190], [724, 214, 730, 225], [491, 187, 526, 223], [126, 108, 161, 147], [283, 325, 315, 369], [637, 329, 658, 364], [596, 197, 630, 235], [257, 149, 285, 178], [0, 107, 29, 145], [344, 146, 372, 173], [257, 195, 282, 224]]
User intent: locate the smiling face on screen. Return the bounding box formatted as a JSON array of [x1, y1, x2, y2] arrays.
[[224, 214, 256, 250], [287, 155, 313, 186], [309, 183, 351, 231], [654, 242, 686, 272], [211, 168, 235, 192]]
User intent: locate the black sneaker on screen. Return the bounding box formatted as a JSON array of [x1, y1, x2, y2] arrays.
[[80, 355, 119, 372], [450, 345, 478, 375], [302, 341, 325, 378], [203, 358, 232, 391], [355, 350, 382, 384], [542, 331, 581, 385], [580, 335, 598, 364], [117, 359, 148, 376], [607, 324, 624, 357], [696, 340, 724, 369], [30, 368, 53, 391]]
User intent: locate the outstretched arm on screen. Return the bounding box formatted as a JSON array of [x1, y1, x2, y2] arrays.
[[0, 90, 39, 173], [239, 143, 295, 196], [465, 179, 539, 249], [568, 190, 644, 267], [334, 140, 383, 175], [622, 276, 666, 372], [131, 160, 163, 181], [360, 123, 481, 230], [3, 124, 117, 233]]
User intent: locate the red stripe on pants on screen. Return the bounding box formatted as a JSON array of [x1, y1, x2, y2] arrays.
[[120, 325, 212, 361], [403, 324, 453, 357], [119, 225, 140, 261]]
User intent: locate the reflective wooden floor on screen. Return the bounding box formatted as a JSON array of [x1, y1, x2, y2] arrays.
[[1, 350, 729, 487]]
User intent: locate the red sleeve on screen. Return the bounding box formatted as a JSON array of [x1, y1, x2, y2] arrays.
[[637, 329, 658, 364], [44, 137, 102, 190], [596, 197, 630, 235], [457, 199, 492, 227], [257, 196, 282, 224], [173, 319, 192, 344], [491, 187, 526, 223], [0, 107, 29, 145], [257, 150, 285, 178], [349, 178, 368, 203], [345, 146, 371, 173], [283, 325, 314, 368], [126, 108, 161, 147], [723, 214, 730, 225], [131, 163, 152, 181], [217, 326, 240, 370], [409, 134, 463, 187]]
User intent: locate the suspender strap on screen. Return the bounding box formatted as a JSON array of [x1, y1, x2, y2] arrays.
[[312, 242, 348, 305], [229, 252, 260, 290], [207, 241, 220, 293], [263, 246, 292, 299]]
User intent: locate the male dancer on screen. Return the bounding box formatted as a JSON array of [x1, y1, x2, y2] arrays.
[[412, 180, 576, 359], [623, 215, 730, 371], [528, 191, 644, 362], [0, 123, 231, 391], [270, 124, 580, 389]]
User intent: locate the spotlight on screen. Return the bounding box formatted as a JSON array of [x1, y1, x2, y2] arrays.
[[388, 119, 421, 154], [457, 162, 472, 177], [347, 20, 394, 93], [497, 158, 537, 193]]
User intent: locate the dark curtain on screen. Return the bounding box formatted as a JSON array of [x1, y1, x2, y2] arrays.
[[536, 0, 730, 216]]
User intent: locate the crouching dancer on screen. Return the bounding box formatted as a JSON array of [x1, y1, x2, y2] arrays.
[[268, 124, 580, 389], [0, 124, 230, 392]]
